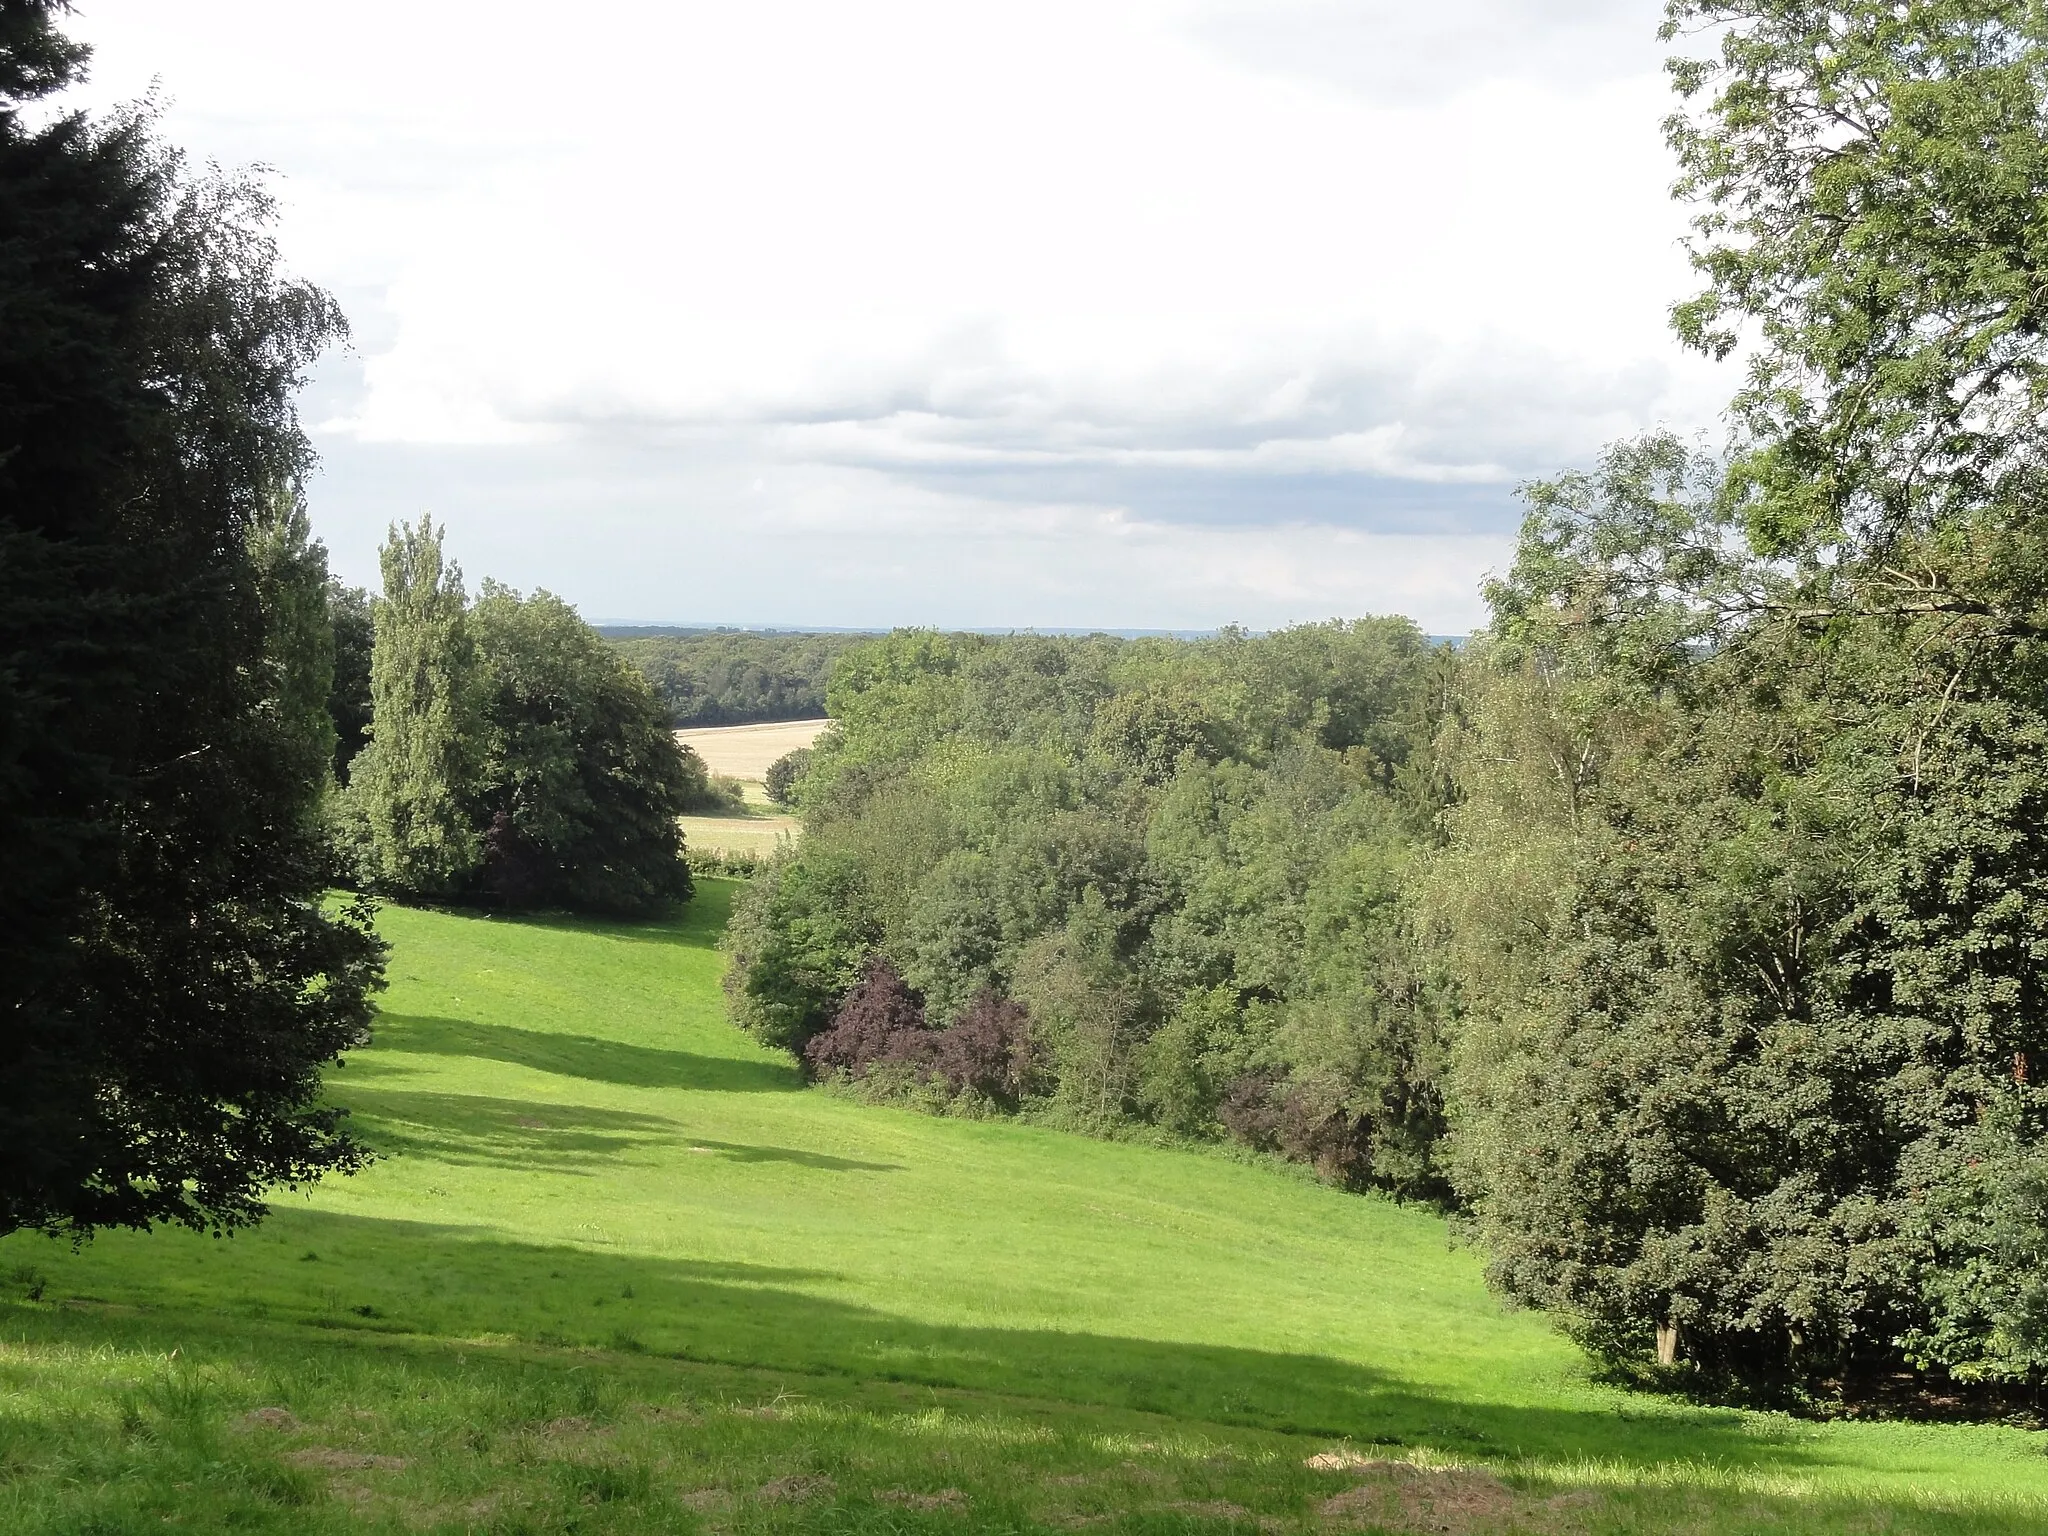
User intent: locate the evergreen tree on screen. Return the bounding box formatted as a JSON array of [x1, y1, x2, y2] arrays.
[[344, 517, 481, 898], [0, 1, 384, 1237]]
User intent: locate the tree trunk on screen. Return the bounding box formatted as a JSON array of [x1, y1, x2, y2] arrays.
[[1655, 1319, 1680, 1367]]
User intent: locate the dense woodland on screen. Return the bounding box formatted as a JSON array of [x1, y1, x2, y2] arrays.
[[605, 630, 855, 726], [723, 0, 2048, 1395]]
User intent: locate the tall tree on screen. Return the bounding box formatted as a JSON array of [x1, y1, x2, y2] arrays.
[[247, 492, 338, 805], [326, 577, 374, 782], [0, 0, 384, 1237], [343, 517, 482, 898], [469, 582, 695, 916]]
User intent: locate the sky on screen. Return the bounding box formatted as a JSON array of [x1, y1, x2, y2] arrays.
[[65, 0, 1729, 632]]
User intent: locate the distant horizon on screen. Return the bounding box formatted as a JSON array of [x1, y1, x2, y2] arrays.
[[595, 622, 1474, 643]]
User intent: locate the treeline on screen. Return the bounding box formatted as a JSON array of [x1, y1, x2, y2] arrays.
[[723, 621, 1455, 1188], [726, 0, 2048, 1396], [326, 521, 706, 918], [606, 630, 859, 726]]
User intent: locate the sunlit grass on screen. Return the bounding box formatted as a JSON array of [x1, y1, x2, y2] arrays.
[[3, 881, 2047, 1532]]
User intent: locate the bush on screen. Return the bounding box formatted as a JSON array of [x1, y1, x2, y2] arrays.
[[929, 991, 1040, 1107], [1217, 1073, 1375, 1189], [685, 847, 763, 878], [802, 957, 929, 1078]]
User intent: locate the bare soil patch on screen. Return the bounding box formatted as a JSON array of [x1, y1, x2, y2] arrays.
[[1312, 1459, 1582, 1535]]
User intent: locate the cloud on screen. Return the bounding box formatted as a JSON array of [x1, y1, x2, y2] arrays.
[[1183, 0, 1664, 106], [68, 0, 1722, 627]]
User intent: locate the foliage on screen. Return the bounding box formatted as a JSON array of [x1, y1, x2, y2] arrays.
[[340, 517, 482, 898], [0, 1, 384, 1237], [324, 578, 372, 782], [1666, 0, 2048, 583], [683, 766, 748, 814], [468, 582, 696, 916], [722, 850, 880, 1053], [606, 629, 859, 725], [1437, 428, 2048, 1385], [1373, 0, 2048, 1386], [723, 622, 1452, 1194], [764, 745, 813, 806], [340, 530, 695, 916], [801, 955, 929, 1078]]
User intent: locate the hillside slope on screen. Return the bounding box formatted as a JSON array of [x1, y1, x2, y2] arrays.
[[4, 885, 2047, 1533]]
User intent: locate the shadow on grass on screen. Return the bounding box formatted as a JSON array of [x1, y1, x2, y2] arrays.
[[368, 1012, 801, 1094], [1, 1208, 1974, 1488], [331, 1089, 898, 1175], [398, 879, 738, 952], [504, 879, 737, 951]]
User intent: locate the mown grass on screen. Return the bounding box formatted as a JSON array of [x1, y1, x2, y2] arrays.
[[3, 881, 2048, 1532]]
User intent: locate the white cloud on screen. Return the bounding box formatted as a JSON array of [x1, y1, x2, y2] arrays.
[[65, 0, 1718, 629]]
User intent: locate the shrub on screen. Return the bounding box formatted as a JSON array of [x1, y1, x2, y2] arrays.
[[685, 847, 763, 878], [929, 992, 1040, 1107], [721, 851, 879, 1053], [1218, 1072, 1375, 1189], [802, 957, 929, 1078]]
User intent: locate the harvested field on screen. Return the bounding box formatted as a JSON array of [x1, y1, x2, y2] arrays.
[[674, 719, 831, 784], [678, 811, 798, 857]]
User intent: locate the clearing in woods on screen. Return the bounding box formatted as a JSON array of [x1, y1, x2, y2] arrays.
[[4, 885, 2048, 1533]]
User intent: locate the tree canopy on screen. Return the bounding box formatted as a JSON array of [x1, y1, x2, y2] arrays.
[[339, 522, 697, 917], [0, 0, 384, 1237]]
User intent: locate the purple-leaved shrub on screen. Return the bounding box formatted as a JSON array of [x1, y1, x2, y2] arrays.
[[803, 960, 1040, 1108], [929, 991, 1039, 1107], [802, 957, 928, 1078]]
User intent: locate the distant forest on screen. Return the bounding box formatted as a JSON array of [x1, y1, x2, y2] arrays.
[[603, 630, 861, 726]]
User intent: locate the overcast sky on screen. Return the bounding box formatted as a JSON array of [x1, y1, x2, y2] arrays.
[[67, 0, 1726, 632]]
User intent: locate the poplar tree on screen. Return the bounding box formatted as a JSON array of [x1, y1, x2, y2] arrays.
[[344, 517, 482, 897]]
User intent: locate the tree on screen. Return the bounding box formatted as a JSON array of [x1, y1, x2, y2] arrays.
[[468, 582, 694, 916], [326, 577, 374, 782], [1438, 433, 2048, 1384], [343, 517, 482, 898], [0, 1, 384, 1238], [764, 746, 813, 806], [1665, 0, 2048, 615]]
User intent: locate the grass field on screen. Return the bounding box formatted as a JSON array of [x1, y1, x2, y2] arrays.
[[677, 809, 799, 858], [5, 885, 2048, 1533]]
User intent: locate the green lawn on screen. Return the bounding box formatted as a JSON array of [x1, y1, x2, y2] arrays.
[[5, 884, 2048, 1533]]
